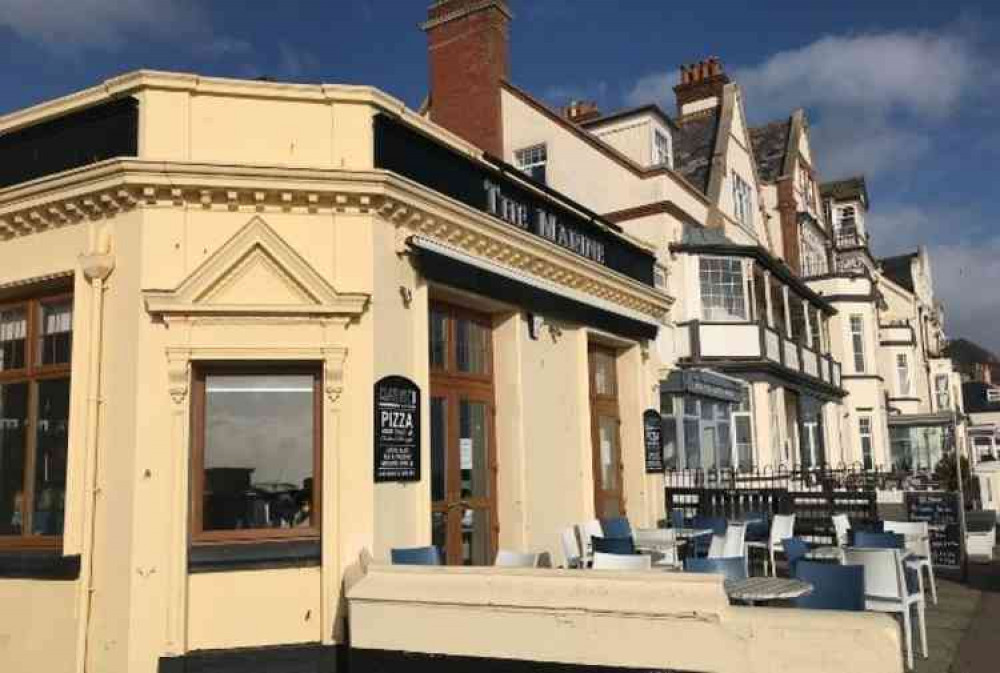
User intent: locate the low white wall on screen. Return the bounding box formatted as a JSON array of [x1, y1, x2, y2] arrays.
[[348, 564, 903, 673]]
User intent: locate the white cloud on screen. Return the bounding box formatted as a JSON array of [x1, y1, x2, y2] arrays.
[[926, 240, 1000, 354], [0, 0, 203, 50], [541, 81, 609, 108], [625, 71, 672, 109]]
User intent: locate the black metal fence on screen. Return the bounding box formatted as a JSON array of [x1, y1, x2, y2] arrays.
[[664, 463, 943, 493]]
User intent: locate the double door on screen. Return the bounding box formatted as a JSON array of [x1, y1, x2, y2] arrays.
[[429, 303, 497, 565]]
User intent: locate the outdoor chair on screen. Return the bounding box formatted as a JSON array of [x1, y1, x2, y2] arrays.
[[684, 556, 748, 581], [561, 526, 583, 568], [691, 515, 727, 557], [495, 550, 542, 567], [780, 537, 809, 577], [965, 510, 997, 561], [884, 520, 937, 604], [853, 531, 905, 549], [592, 535, 636, 556], [600, 516, 632, 539], [670, 509, 686, 530], [845, 548, 927, 670], [741, 511, 769, 543], [576, 519, 604, 565], [747, 513, 794, 576], [793, 561, 865, 611], [390, 546, 441, 566], [832, 513, 851, 547], [592, 551, 651, 571]]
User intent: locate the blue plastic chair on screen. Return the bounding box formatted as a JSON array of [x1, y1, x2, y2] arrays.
[[793, 561, 865, 611], [741, 511, 769, 542], [670, 510, 686, 530], [600, 517, 632, 540], [853, 531, 904, 549], [780, 537, 810, 576], [691, 515, 727, 557], [684, 556, 748, 581], [391, 546, 441, 565], [592, 536, 636, 556]]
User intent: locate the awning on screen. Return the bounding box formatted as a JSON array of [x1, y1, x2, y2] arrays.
[[409, 236, 659, 341], [887, 411, 956, 428], [661, 368, 744, 403]]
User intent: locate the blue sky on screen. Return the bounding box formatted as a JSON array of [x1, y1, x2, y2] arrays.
[[2, 0, 998, 352]]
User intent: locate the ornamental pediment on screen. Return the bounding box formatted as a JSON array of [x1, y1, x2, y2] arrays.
[[144, 216, 368, 317]]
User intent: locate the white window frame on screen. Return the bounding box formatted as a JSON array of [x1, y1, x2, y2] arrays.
[[652, 129, 673, 168], [849, 314, 866, 373], [514, 144, 547, 183], [699, 256, 748, 322], [935, 374, 951, 411], [896, 353, 911, 396], [859, 415, 874, 470], [730, 170, 754, 229]]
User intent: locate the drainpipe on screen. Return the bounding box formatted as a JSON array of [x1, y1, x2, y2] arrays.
[[74, 230, 115, 673]]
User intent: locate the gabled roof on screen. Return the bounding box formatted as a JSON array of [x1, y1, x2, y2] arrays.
[[880, 252, 918, 292], [749, 118, 791, 183], [672, 109, 720, 195], [821, 176, 869, 206], [580, 104, 678, 132]]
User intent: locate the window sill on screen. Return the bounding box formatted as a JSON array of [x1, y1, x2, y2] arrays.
[[0, 549, 80, 580], [188, 539, 320, 574]]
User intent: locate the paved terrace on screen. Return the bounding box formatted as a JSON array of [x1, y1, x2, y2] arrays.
[[916, 558, 1000, 673]]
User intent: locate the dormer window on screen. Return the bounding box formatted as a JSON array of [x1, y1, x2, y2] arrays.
[[653, 129, 673, 168], [838, 206, 857, 233], [731, 171, 754, 229], [514, 144, 547, 184]]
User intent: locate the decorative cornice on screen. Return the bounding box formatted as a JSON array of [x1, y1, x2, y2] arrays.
[[0, 159, 670, 324]]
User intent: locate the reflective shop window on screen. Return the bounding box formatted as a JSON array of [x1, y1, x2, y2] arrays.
[[194, 366, 320, 541], [0, 292, 73, 545]]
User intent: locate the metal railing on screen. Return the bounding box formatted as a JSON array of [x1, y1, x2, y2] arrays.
[[663, 463, 941, 493]]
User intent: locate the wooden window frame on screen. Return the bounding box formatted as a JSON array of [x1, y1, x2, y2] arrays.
[[588, 344, 624, 518], [189, 361, 323, 546], [429, 301, 494, 384], [0, 290, 73, 550]]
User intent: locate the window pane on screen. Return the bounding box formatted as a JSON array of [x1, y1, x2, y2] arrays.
[[662, 416, 677, 469], [461, 507, 491, 566], [203, 373, 315, 531], [0, 307, 27, 372], [456, 318, 489, 375], [735, 415, 753, 470], [38, 300, 73, 367], [32, 378, 69, 535], [429, 310, 448, 370], [593, 350, 616, 396], [683, 418, 701, 469], [0, 383, 28, 535], [459, 399, 490, 499], [597, 415, 619, 490], [700, 257, 747, 321], [430, 396, 447, 502], [770, 282, 787, 335]]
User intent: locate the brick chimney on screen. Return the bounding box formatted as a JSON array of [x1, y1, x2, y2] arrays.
[[673, 57, 730, 117], [422, 0, 512, 157], [562, 100, 601, 124]]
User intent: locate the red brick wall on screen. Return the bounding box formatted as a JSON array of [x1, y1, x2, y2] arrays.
[[426, 1, 510, 157]]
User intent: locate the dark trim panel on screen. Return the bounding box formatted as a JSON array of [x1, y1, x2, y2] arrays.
[[188, 540, 320, 573], [821, 293, 877, 304], [880, 340, 916, 347], [412, 244, 658, 342], [0, 550, 80, 580], [159, 644, 341, 673], [680, 358, 846, 401], [841, 374, 885, 382], [888, 397, 922, 403], [350, 648, 690, 673]]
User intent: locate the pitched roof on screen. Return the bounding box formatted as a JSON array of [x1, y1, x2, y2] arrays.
[[879, 252, 918, 292], [749, 118, 791, 183], [580, 104, 678, 131], [821, 176, 869, 205], [945, 338, 999, 366], [672, 110, 720, 195]]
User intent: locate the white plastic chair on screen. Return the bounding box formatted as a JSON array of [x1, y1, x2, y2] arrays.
[[495, 550, 541, 567], [832, 513, 851, 547], [560, 527, 583, 569], [884, 521, 937, 605], [747, 514, 795, 576], [576, 519, 604, 566], [633, 527, 680, 569], [592, 552, 652, 571], [845, 547, 927, 670], [706, 534, 726, 558]]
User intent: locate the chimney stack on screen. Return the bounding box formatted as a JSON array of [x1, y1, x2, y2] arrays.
[[673, 56, 730, 117], [422, 0, 512, 157], [562, 100, 601, 124]]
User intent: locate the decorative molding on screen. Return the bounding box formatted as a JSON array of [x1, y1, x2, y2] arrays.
[[166, 351, 190, 405], [323, 347, 349, 403]]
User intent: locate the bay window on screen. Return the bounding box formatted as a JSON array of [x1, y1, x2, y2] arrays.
[[191, 363, 321, 544], [700, 257, 746, 321], [0, 292, 72, 545], [849, 315, 866, 373]]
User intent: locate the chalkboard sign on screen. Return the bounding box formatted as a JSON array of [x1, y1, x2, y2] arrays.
[[905, 491, 962, 569], [374, 376, 421, 483], [643, 409, 664, 473]]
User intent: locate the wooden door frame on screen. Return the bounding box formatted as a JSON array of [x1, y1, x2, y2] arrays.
[[588, 344, 624, 519], [429, 301, 498, 565]]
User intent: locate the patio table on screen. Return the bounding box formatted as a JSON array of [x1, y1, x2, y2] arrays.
[[805, 546, 845, 562], [724, 577, 813, 606], [673, 527, 713, 540]]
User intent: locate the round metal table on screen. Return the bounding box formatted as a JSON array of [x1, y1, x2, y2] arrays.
[[724, 577, 813, 605]]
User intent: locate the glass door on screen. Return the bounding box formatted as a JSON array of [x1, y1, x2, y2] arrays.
[[589, 345, 624, 519], [429, 303, 497, 565]]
